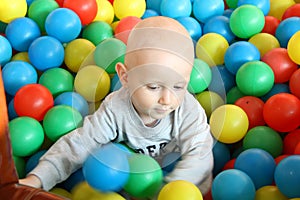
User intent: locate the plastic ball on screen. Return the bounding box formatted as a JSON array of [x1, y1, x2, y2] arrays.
[[161, 152, 181, 175], [203, 15, 235, 44], [28, 36, 65, 71], [142, 9, 159, 19], [236, 61, 274, 97], [82, 143, 130, 192], [13, 156, 26, 178], [274, 155, 300, 198], [160, 0, 192, 18], [262, 47, 298, 83], [50, 188, 72, 199], [113, 0, 146, 19], [5, 17, 41, 52], [64, 38, 96, 73], [268, 0, 295, 20], [27, 0, 59, 33], [282, 4, 300, 20], [290, 69, 300, 99], [261, 83, 290, 102], [255, 185, 288, 200], [212, 141, 231, 176], [158, 180, 203, 200], [2, 61, 38, 96], [209, 104, 249, 144], [224, 41, 260, 75], [287, 30, 300, 65], [114, 16, 142, 44], [222, 158, 236, 171], [0, 0, 27, 23], [110, 74, 122, 92], [176, 16, 202, 42], [234, 148, 276, 189], [234, 96, 265, 129], [123, 153, 163, 199], [38, 68, 74, 97], [237, 0, 270, 16], [11, 52, 30, 62], [8, 99, 18, 120], [45, 8, 81, 43], [43, 105, 83, 142], [54, 92, 89, 118], [94, 38, 126, 74], [229, 5, 265, 39], [211, 169, 256, 200], [25, 150, 47, 173], [94, 0, 115, 24], [187, 58, 212, 94], [0, 35, 12, 66], [74, 65, 111, 102], [195, 91, 224, 118], [14, 84, 54, 121], [248, 33, 280, 57], [196, 33, 229, 67], [192, 0, 225, 23], [226, 86, 245, 104], [82, 21, 113, 46], [63, 0, 98, 25], [283, 129, 300, 155], [276, 17, 300, 48], [146, 0, 162, 14], [263, 93, 300, 133], [261, 16, 280, 36], [62, 168, 85, 192], [9, 116, 44, 157]]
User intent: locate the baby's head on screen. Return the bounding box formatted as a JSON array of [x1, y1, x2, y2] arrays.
[[116, 16, 195, 125]]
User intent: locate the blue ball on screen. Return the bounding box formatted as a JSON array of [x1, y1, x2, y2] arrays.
[[176, 16, 202, 42], [274, 155, 300, 198], [237, 0, 270, 16], [260, 83, 290, 102], [2, 61, 38, 96], [8, 99, 18, 120], [193, 0, 225, 23], [82, 143, 130, 192], [212, 169, 256, 200], [0, 35, 12, 66], [45, 8, 81, 43], [275, 17, 300, 48], [203, 15, 235, 44], [212, 141, 231, 176], [160, 0, 192, 18], [224, 41, 260, 75], [62, 168, 85, 192], [161, 152, 181, 175], [110, 74, 122, 92], [54, 91, 89, 118], [25, 150, 47, 174], [142, 9, 159, 19], [5, 17, 41, 52], [234, 148, 276, 189], [28, 36, 64, 71], [146, 0, 162, 14]]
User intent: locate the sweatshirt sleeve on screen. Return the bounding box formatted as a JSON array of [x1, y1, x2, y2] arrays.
[[163, 98, 214, 194], [28, 99, 118, 191]]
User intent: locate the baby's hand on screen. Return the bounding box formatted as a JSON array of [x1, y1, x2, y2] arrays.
[[19, 174, 42, 189]]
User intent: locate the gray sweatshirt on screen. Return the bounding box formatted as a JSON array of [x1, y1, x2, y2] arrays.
[[29, 87, 214, 194]]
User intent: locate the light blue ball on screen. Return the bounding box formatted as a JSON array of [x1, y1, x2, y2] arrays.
[[0, 35, 12, 66], [193, 0, 225, 23], [176, 16, 202, 42], [237, 0, 270, 16], [160, 0, 192, 18], [275, 17, 300, 48]]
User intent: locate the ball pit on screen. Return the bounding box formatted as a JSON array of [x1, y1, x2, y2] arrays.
[[1, 1, 300, 199]]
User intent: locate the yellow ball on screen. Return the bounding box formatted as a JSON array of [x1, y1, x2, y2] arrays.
[[0, 0, 27, 23], [158, 180, 203, 200], [209, 104, 249, 144], [74, 65, 110, 102], [196, 33, 229, 67], [287, 31, 300, 65], [195, 91, 225, 118], [64, 38, 95, 73], [269, 0, 295, 20], [50, 187, 73, 199], [113, 0, 146, 19], [11, 52, 30, 63], [255, 185, 288, 200], [248, 33, 280, 57], [94, 0, 115, 24]]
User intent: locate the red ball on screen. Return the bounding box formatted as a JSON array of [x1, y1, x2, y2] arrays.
[[282, 4, 300, 20], [63, 0, 98, 25], [14, 84, 54, 121], [222, 158, 236, 171], [261, 48, 298, 83], [235, 96, 265, 129], [275, 155, 289, 165], [263, 93, 300, 133], [114, 16, 142, 44], [261, 16, 280, 36], [289, 68, 300, 99], [55, 0, 64, 7], [294, 141, 300, 155], [283, 129, 300, 154]]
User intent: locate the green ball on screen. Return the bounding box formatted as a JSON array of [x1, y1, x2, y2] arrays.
[[94, 38, 126, 74], [13, 155, 26, 178], [82, 21, 113, 46], [39, 68, 74, 97], [226, 86, 245, 104], [188, 58, 212, 94], [43, 105, 83, 142], [9, 116, 44, 157], [124, 154, 163, 199], [236, 61, 274, 97], [229, 5, 265, 39], [243, 126, 283, 158]]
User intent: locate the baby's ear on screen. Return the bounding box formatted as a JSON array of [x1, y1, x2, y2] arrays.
[[115, 62, 128, 86]]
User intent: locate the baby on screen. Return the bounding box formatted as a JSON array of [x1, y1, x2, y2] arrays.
[[19, 16, 214, 198]]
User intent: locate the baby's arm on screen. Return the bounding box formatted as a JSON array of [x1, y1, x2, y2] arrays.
[[19, 174, 42, 188]]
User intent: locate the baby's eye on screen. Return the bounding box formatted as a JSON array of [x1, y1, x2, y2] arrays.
[[173, 85, 184, 90], [147, 84, 160, 90]]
